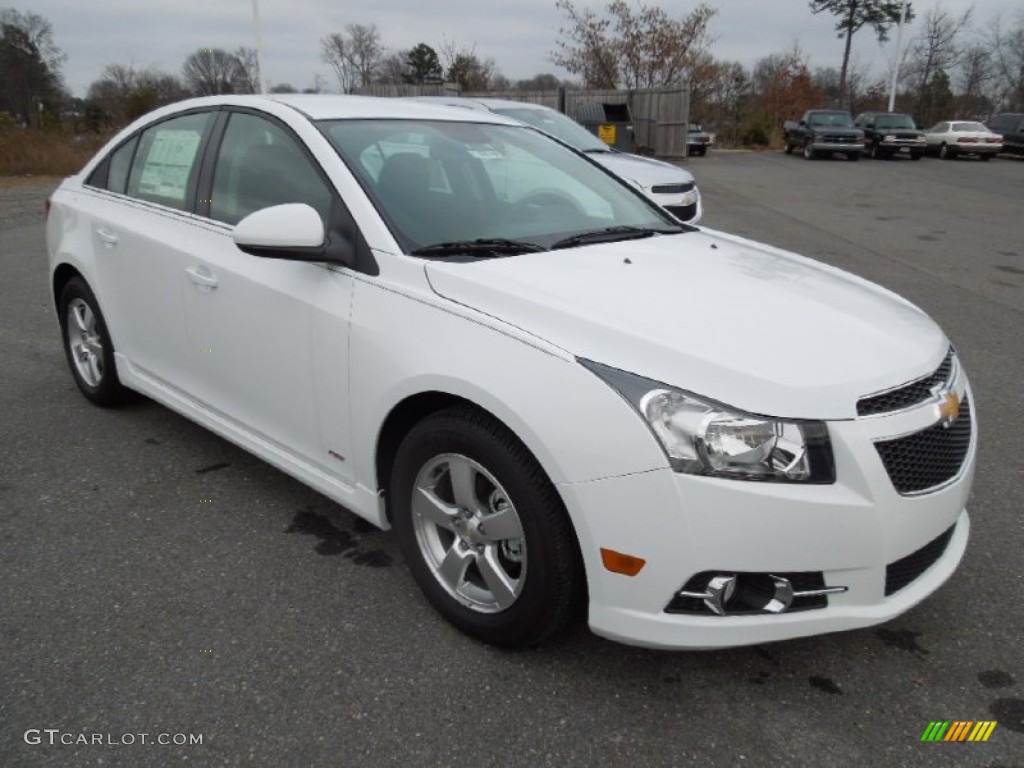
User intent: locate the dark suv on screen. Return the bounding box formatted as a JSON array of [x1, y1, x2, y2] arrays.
[[986, 113, 1024, 155], [854, 112, 926, 159]]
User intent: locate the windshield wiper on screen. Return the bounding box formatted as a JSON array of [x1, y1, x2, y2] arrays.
[[583, 147, 614, 154], [411, 238, 546, 257], [550, 225, 681, 250]]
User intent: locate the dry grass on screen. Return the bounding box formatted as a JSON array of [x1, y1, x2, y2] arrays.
[[0, 130, 111, 177]]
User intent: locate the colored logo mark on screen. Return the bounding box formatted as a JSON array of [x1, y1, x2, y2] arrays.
[[920, 721, 997, 742]]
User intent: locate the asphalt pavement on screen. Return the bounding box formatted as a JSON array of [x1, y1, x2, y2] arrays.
[[2, 152, 1022, 768]]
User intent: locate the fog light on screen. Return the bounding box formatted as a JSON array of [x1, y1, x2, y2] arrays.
[[666, 571, 847, 615]]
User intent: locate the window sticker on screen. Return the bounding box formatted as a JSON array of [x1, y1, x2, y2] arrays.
[[138, 130, 202, 201]]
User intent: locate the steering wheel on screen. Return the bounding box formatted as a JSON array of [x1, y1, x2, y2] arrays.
[[510, 191, 585, 218]]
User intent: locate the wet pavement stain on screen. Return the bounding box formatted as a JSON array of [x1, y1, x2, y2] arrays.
[[989, 698, 1024, 733], [809, 676, 842, 695], [285, 509, 392, 565], [144, 438, 161, 445], [286, 509, 356, 555], [996, 264, 1024, 275], [978, 670, 1016, 689], [348, 549, 393, 568], [876, 628, 929, 657], [351, 517, 377, 534], [917, 234, 939, 241], [748, 671, 771, 685], [195, 462, 231, 475]]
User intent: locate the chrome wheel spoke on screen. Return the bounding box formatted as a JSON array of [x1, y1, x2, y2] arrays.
[[437, 542, 474, 592], [447, 456, 479, 511], [86, 354, 102, 383], [72, 303, 90, 334], [477, 548, 517, 610], [413, 486, 459, 531], [479, 506, 523, 542]]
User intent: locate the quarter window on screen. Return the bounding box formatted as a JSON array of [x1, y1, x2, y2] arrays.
[[126, 112, 212, 210], [209, 112, 333, 226]]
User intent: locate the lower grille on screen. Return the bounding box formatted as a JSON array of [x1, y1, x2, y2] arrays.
[[875, 397, 972, 494], [664, 203, 697, 222], [885, 525, 955, 596]]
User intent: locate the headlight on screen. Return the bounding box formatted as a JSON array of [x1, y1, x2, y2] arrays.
[[883, 134, 896, 142], [581, 359, 835, 483]]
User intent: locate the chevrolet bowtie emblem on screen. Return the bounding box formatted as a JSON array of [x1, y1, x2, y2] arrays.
[[936, 390, 961, 428]]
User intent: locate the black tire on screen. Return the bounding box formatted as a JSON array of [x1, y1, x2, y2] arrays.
[[390, 406, 584, 647], [58, 277, 131, 407], [911, 153, 922, 161], [940, 143, 956, 160], [848, 151, 860, 161], [980, 154, 991, 161], [803, 140, 816, 160], [784, 141, 793, 155], [870, 143, 880, 159]]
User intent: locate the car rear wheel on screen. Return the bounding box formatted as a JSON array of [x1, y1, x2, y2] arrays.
[[939, 143, 956, 160], [870, 143, 880, 159], [390, 406, 583, 647], [59, 277, 131, 407]]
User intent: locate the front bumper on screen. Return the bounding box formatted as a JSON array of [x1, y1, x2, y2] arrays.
[[811, 140, 863, 153], [559, 395, 976, 650]]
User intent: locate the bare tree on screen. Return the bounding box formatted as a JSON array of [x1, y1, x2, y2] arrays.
[[88, 63, 187, 124], [987, 12, 1024, 111], [552, 0, 716, 89], [232, 46, 261, 94], [438, 37, 498, 91], [902, 4, 972, 122], [182, 48, 243, 95], [321, 24, 383, 92], [957, 44, 994, 117]]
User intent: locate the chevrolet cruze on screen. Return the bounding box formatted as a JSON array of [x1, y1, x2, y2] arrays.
[[46, 95, 976, 648]]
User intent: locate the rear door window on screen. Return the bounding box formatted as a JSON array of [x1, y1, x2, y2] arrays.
[[126, 112, 213, 210]]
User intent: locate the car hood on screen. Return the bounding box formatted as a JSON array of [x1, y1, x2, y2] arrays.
[[587, 151, 695, 189], [424, 229, 947, 420]]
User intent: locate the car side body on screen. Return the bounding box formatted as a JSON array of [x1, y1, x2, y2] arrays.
[[985, 113, 1024, 155], [46, 95, 975, 650]]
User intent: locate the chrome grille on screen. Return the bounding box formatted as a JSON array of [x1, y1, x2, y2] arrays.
[[874, 397, 972, 495], [651, 182, 694, 194], [857, 350, 954, 416]]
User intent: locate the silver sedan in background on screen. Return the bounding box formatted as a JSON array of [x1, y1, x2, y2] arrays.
[[923, 121, 1003, 160]]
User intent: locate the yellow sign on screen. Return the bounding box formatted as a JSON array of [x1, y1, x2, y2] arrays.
[[597, 124, 617, 145]]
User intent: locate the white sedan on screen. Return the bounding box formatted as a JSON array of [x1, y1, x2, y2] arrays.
[[46, 95, 974, 649], [924, 121, 1003, 159], [411, 97, 702, 223]]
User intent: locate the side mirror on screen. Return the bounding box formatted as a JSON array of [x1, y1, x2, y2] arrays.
[[233, 203, 353, 266], [799, 120, 807, 127]]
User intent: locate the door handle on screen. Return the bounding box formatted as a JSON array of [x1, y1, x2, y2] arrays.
[[185, 266, 218, 290], [96, 227, 119, 247]]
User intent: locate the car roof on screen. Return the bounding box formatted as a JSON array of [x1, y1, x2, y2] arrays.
[[409, 96, 556, 114], [146, 94, 521, 124]]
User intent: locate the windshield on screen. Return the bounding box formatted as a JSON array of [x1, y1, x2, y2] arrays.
[[875, 114, 916, 129], [809, 112, 854, 128], [952, 122, 988, 132], [490, 107, 610, 152], [319, 119, 680, 253]]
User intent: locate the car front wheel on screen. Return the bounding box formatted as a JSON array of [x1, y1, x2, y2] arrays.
[[390, 406, 583, 647], [59, 277, 130, 406], [803, 140, 816, 160], [940, 143, 956, 160]]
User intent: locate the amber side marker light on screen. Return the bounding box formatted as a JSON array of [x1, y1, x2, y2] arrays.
[[600, 548, 646, 576]]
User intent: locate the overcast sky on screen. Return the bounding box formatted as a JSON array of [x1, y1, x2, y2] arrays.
[[23, 0, 1020, 97]]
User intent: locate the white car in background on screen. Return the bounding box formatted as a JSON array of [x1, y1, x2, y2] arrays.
[[411, 97, 702, 223], [46, 95, 974, 650], [923, 121, 1002, 160]]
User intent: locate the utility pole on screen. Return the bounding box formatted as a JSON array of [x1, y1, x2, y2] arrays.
[[887, 0, 909, 112], [251, 0, 268, 94]]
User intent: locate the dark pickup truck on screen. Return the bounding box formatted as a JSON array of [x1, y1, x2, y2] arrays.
[[854, 111, 926, 159], [784, 110, 864, 161]]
